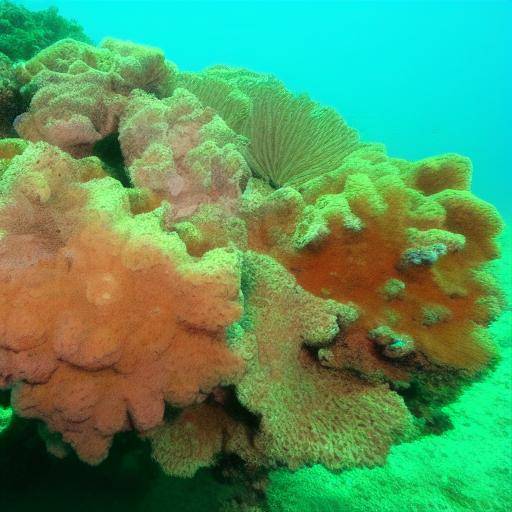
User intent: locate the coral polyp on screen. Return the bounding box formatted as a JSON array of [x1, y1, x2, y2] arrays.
[[0, 37, 504, 493]]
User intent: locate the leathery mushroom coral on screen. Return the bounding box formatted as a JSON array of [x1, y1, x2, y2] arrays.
[[0, 140, 243, 463], [0, 38, 505, 490]]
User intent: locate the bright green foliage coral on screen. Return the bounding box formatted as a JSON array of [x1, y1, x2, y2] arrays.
[[0, 404, 12, 434], [0, 0, 91, 61]]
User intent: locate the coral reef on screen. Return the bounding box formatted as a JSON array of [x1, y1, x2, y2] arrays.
[[268, 233, 512, 511], [0, 140, 242, 463], [0, 0, 91, 61], [14, 38, 176, 157], [0, 36, 505, 506], [0, 51, 23, 137], [1, 1, 91, 139], [243, 147, 502, 364]]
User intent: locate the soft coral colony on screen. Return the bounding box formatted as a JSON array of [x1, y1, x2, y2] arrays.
[[0, 38, 504, 482]]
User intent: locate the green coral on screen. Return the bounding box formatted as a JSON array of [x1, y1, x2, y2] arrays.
[[0, 404, 12, 434], [0, 0, 91, 61], [228, 252, 414, 471]]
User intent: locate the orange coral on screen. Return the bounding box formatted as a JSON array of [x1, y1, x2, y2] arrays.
[[0, 39, 504, 486], [243, 147, 503, 373], [0, 141, 243, 463]]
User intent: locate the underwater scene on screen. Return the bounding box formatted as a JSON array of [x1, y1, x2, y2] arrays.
[[0, 0, 511, 510]]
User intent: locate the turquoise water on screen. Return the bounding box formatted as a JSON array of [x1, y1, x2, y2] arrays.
[[1, 1, 512, 511], [20, 0, 512, 221]]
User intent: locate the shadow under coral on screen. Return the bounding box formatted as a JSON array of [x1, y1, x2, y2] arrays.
[[0, 412, 239, 512]]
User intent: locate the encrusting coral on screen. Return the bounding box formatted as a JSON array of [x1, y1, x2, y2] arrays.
[[0, 36, 504, 500], [118, 88, 250, 219], [227, 252, 414, 471], [243, 146, 503, 377]]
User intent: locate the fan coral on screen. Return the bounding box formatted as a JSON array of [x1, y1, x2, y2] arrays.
[[0, 38, 504, 499], [179, 66, 362, 187], [0, 0, 91, 61]]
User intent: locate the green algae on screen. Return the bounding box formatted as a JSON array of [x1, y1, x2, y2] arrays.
[[0, 0, 91, 61]]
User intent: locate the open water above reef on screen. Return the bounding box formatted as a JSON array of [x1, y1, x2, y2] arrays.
[[20, 0, 512, 221], [2, 1, 512, 511]]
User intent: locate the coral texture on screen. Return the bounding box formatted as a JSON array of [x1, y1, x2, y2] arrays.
[[0, 52, 22, 137], [15, 38, 176, 157], [179, 66, 362, 187], [118, 88, 250, 219], [0, 140, 242, 463], [228, 252, 414, 470], [268, 243, 512, 512], [243, 146, 503, 376], [0, 38, 504, 483]]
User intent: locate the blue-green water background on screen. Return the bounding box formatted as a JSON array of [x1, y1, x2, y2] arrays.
[[20, 0, 512, 221]]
